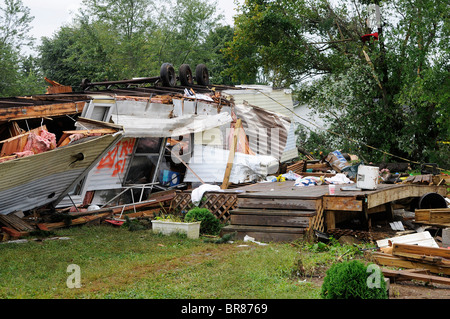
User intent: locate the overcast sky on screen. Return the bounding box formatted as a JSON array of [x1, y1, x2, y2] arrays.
[[22, 0, 242, 53]]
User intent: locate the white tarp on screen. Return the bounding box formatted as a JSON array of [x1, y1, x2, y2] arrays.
[[183, 145, 279, 184], [111, 113, 233, 138]]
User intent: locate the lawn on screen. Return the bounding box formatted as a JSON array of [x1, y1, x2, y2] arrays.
[[0, 225, 369, 299]]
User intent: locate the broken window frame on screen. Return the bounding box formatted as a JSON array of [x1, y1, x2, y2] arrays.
[[123, 137, 167, 197]]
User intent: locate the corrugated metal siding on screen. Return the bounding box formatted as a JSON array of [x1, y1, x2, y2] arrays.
[[281, 122, 299, 162], [223, 86, 295, 117], [234, 103, 290, 160], [0, 134, 120, 214], [223, 87, 298, 162]]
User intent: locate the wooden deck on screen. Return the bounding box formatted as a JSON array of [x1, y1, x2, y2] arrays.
[[221, 181, 447, 242]]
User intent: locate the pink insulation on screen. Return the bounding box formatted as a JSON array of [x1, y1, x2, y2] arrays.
[[23, 130, 57, 154]]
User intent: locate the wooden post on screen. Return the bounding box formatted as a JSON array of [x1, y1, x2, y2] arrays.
[[221, 119, 242, 190]]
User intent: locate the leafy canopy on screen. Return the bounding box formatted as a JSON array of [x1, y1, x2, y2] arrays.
[[228, 0, 449, 168]]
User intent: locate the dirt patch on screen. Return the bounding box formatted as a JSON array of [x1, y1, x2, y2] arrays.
[[388, 281, 450, 299]]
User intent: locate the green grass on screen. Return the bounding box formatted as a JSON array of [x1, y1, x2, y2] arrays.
[[0, 225, 370, 299]]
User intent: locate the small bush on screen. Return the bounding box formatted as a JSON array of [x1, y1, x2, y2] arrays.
[[184, 207, 222, 235], [321, 260, 388, 299]]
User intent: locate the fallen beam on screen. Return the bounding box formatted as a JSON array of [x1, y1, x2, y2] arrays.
[[382, 268, 450, 286]]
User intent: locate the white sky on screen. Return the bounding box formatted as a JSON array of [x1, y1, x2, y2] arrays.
[[22, 0, 242, 48]]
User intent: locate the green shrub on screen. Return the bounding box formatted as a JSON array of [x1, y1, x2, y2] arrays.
[[184, 207, 222, 235], [321, 260, 388, 299]]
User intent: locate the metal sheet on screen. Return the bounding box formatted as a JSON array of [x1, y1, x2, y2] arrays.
[[222, 86, 295, 117], [83, 137, 136, 191], [234, 103, 291, 161], [0, 134, 121, 214], [223, 86, 298, 162], [111, 113, 232, 138]]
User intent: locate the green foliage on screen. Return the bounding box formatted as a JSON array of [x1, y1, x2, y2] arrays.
[[203, 232, 236, 244], [154, 213, 185, 223], [38, 0, 232, 88], [0, 0, 45, 97], [229, 0, 450, 169], [0, 0, 34, 49], [184, 207, 222, 235], [321, 260, 388, 299], [122, 216, 148, 231]]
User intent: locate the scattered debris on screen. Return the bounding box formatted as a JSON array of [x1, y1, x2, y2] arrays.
[[243, 235, 268, 246], [376, 231, 439, 248], [370, 242, 450, 276], [381, 268, 450, 286]]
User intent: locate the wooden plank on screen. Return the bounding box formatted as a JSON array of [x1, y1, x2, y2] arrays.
[[392, 251, 450, 266], [237, 197, 317, 210], [45, 212, 112, 230], [370, 252, 450, 275], [221, 225, 306, 242], [57, 128, 118, 147], [221, 119, 241, 190], [325, 210, 336, 231], [0, 214, 35, 231], [1, 227, 29, 238], [366, 184, 447, 209], [376, 231, 439, 248], [382, 268, 450, 285], [222, 224, 307, 234], [392, 243, 450, 260], [231, 209, 316, 217], [322, 196, 363, 211], [415, 208, 450, 224], [0, 101, 85, 121], [230, 214, 311, 228]]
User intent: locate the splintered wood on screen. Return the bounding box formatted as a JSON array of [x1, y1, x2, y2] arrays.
[[286, 160, 306, 174], [0, 214, 35, 232], [370, 240, 450, 276]]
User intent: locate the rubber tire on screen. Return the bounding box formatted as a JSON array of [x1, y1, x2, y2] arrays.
[[160, 63, 177, 87], [195, 64, 209, 86], [179, 64, 194, 86], [418, 192, 447, 209], [80, 78, 90, 90]]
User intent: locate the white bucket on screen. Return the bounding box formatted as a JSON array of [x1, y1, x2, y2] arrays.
[[357, 165, 379, 190]]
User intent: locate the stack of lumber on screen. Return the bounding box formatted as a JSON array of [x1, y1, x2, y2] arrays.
[[381, 268, 450, 286], [370, 242, 450, 276], [402, 174, 448, 186], [221, 191, 322, 242], [414, 207, 450, 227], [286, 159, 335, 177], [0, 214, 35, 240], [286, 160, 306, 174]]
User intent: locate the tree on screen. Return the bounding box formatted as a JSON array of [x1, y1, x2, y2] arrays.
[[228, 0, 449, 168], [0, 0, 44, 97], [151, 0, 224, 69], [198, 25, 236, 85], [39, 0, 226, 87], [0, 0, 34, 49], [78, 0, 157, 78]]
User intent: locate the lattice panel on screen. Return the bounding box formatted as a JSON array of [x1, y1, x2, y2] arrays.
[[309, 205, 324, 232], [170, 191, 237, 224]]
